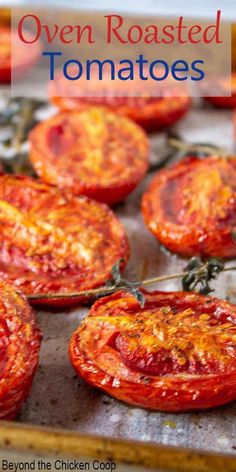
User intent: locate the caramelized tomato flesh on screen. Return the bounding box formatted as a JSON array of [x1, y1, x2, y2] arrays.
[[115, 305, 236, 376], [0, 174, 129, 306], [0, 317, 9, 374], [49, 70, 191, 132], [142, 155, 236, 258], [0, 280, 41, 419], [69, 290, 236, 411], [29, 107, 149, 205]]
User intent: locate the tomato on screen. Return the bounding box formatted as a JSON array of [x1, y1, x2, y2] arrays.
[[0, 26, 41, 83], [0, 9, 10, 27], [142, 155, 236, 258], [70, 289, 236, 411], [49, 69, 191, 132], [203, 74, 236, 108], [29, 107, 149, 206], [0, 279, 41, 419], [0, 174, 129, 307]]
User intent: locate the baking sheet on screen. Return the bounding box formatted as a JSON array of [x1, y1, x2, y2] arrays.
[[9, 101, 234, 456]]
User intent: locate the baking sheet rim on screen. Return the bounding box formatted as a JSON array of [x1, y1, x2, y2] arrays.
[[0, 421, 235, 472]]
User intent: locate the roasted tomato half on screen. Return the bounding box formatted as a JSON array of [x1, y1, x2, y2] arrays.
[[49, 71, 191, 132], [0, 26, 41, 83], [29, 107, 149, 206], [0, 280, 41, 419], [203, 74, 236, 108], [70, 290, 236, 412], [0, 174, 129, 306], [142, 155, 236, 258]]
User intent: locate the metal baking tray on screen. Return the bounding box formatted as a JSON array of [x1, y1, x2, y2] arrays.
[[0, 88, 236, 471]]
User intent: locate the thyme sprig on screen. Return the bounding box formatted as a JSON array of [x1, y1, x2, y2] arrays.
[[26, 257, 236, 306], [0, 97, 45, 174], [167, 134, 233, 159], [181, 257, 225, 295]]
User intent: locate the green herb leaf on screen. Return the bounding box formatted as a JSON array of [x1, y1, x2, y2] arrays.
[[182, 257, 225, 295], [232, 231, 236, 243]]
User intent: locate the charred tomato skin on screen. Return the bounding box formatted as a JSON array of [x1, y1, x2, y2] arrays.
[[142, 155, 236, 258], [29, 107, 149, 206], [0, 280, 41, 419], [0, 26, 41, 83], [70, 290, 236, 412], [0, 174, 129, 307]]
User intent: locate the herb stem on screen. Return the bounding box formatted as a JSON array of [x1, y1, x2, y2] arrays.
[[168, 137, 232, 158], [25, 265, 236, 301], [12, 100, 35, 153]]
